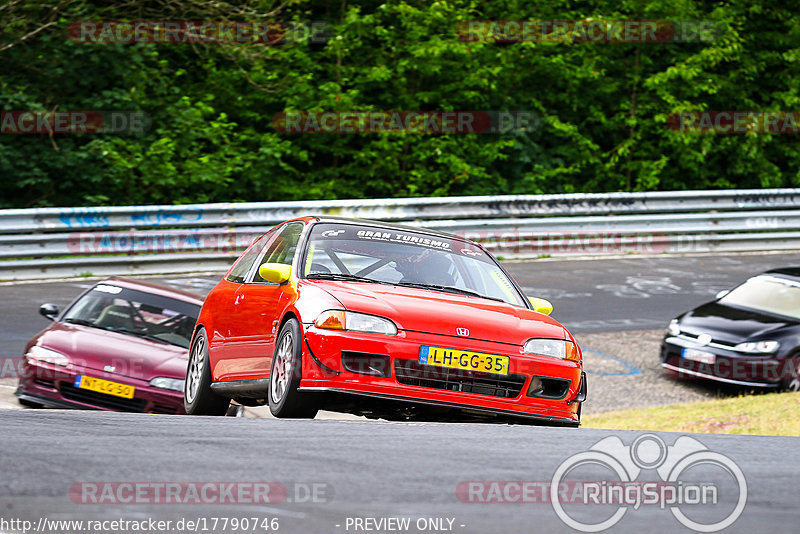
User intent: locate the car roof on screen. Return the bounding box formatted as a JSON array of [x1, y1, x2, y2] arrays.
[[306, 216, 469, 242], [764, 267, 800, 279], [100, 277, 205, 305]]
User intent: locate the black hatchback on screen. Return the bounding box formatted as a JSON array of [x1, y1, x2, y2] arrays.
[[661, 267, 800, 390]]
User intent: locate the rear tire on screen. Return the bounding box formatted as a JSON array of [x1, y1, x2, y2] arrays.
[[268, 319, 318, 418], [184, 327, 230, 416]]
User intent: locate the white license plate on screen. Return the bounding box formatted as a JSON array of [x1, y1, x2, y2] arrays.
[[682, 348, 715, 364]]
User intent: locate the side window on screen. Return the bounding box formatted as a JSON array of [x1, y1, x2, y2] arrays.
[[225, 234, 270, 283], [252, 222, 305, 283]]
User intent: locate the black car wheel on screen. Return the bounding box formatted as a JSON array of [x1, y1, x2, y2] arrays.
[[184, 327, 230, 416], [268, 318, 318, 418]]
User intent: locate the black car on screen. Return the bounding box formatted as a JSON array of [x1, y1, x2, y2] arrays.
[[661, 267, 800, 390]]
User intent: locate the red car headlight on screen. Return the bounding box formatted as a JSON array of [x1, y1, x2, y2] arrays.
[[523, 339, 580, 362], [315, 310, 398, 335]]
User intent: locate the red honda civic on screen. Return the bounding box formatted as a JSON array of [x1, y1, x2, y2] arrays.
[[185, 217, 586, 425], [16, 278, 203, 414]]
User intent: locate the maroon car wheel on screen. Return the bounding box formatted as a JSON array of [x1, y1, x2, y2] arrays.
[[268, 319, 318, 419], [184, 327, 230, 416]]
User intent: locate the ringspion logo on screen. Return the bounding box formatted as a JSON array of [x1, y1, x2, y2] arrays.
[[550, 434, 746, 532]]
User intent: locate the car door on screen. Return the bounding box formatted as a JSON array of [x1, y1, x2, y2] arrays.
[[223, 221, 305, 380], [208, 232, 274, 379]]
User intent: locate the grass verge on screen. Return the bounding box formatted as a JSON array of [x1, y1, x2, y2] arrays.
[[583, 391, 800, 436]]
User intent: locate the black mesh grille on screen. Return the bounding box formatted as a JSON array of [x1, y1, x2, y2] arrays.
[[394, 360, 526, 399], [60, 382, 147, 412], [342, 352, 391, 377]]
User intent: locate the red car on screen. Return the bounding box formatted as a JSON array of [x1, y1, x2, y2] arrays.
[[16, 277, 203, 414], [185, 217, 586, 425]]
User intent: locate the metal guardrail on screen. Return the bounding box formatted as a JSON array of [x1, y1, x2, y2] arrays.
[[1, 188, 799, 280]]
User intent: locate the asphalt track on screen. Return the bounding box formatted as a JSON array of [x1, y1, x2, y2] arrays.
[[1, 411, 796, 533], [1, 253, 800, 533]]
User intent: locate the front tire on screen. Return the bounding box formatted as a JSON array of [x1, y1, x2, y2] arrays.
[[268, 319, 318, 418], [184, 327, 230, 416]]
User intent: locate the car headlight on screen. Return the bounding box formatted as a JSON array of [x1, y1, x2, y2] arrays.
[[733, 340, 780, 354], [523, 339, 580, 362], [26, 346, 70, 367], [667, 319, 681, 336], [315, 310, 398, 335], [149, 377, 185, 392]]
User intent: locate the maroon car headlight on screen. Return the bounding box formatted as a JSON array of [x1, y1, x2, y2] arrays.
[[523, 339, 580, 362], [315, 310, 398, 335], [149, 377, 185, 392], [26, 346, 70, 367]]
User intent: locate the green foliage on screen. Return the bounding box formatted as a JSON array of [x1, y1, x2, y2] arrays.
[[2, 0, 800, 208]]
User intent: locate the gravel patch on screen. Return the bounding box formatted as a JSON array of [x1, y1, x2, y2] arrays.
[[575, 329, 748, 415]]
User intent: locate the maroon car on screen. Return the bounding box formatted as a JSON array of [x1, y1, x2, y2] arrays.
[[15, 277, 203, 414]]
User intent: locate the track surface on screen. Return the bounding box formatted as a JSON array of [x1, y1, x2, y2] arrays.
[[2, 411, 796, 533], [2, 253, 800, 532]]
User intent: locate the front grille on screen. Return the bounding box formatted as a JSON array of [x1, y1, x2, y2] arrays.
[[33, 378, 56, 389], [342, 351, 391, 377], [60, 383, 147, 412], [394, 360, 526, 399]]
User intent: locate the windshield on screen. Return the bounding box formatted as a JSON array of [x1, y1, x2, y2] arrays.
[[301, 223, 526, 306], [62, 283, 201, 348], [720, 275, 800, 320]]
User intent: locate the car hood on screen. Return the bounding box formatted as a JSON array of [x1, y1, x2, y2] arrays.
[[33, 322, 188, 380], [314, 281, 567, 345], [678, 301, 800, 344]]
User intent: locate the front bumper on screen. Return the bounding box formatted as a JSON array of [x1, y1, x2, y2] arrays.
[[16, 358, 185, 414], [300, 326, 585, 425], [660, 335, 787, 387]]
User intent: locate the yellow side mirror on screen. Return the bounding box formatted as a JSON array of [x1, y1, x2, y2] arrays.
[[528, 297, 553, 315], [258, 263, 291, 284]]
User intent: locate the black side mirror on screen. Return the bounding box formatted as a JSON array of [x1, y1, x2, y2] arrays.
[[39, 303, 59, 321]]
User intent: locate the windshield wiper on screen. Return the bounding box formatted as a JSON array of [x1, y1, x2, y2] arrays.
[[395, 282, 506, 302], [63, 318, 104, 329], [109, 327, 171, 345], [306, 273, 389, 284]]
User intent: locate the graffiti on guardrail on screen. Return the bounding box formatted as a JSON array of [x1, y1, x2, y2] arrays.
[[130, 208, 204, 226], [57, 208, 110, 228]]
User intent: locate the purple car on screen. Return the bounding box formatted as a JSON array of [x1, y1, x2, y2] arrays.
[[16, 277, 203, 414]]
